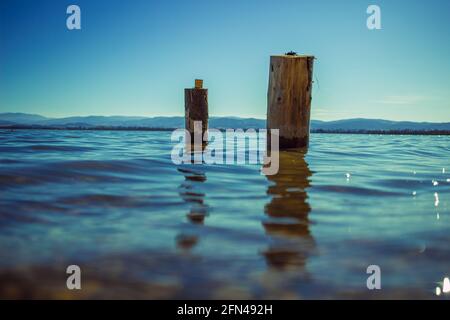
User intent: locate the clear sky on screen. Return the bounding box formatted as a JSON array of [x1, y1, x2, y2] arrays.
[[1, 0, 449, 121]]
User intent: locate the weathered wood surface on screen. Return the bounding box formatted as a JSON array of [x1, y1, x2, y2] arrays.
[[267, 55, 314, 149], [185, 85, 208, 145], [195, 79, 203, 89]]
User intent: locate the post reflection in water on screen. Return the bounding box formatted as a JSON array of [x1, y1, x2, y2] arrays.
[[262, 150, 315, 271], [176, 166, 209, 251]]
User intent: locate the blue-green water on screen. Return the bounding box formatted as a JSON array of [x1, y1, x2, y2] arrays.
[[0, 130, 449, 299]]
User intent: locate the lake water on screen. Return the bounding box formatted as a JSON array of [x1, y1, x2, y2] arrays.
[[0, 129, 449, 299]]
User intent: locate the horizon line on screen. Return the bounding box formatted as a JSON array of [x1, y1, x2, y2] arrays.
[[1, 112, 450, 124]]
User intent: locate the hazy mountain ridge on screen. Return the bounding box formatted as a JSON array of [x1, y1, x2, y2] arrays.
[[1, 113, 450, 131]]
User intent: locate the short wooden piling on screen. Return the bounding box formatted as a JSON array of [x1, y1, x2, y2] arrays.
[[267, 54, 314, 149], [185, 79, 208, 147]]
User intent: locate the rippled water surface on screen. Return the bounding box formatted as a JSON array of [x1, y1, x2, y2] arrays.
[[0, 129, 449, 299]]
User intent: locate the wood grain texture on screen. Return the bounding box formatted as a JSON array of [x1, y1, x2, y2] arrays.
[[267, 55, 314, 149], [185, 88, 208, 144]]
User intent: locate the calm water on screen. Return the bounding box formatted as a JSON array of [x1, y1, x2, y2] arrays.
[[0, 129, 449, 299]]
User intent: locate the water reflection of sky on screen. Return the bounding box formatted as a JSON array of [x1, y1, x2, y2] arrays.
[[0, 130, 449, 299]]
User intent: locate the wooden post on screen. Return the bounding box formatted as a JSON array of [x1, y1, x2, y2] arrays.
[[267, 54, 314, 149], [185, 80, 208, 147]]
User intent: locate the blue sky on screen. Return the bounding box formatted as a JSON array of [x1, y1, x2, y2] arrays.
[[0, 0, 449, 121]]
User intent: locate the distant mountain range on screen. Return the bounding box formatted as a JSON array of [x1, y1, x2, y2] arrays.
[[1, 112, 450, 132]]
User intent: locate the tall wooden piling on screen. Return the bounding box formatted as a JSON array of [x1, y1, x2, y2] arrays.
[[267, 54, 314, 149], [185, 79, 208, 147]]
